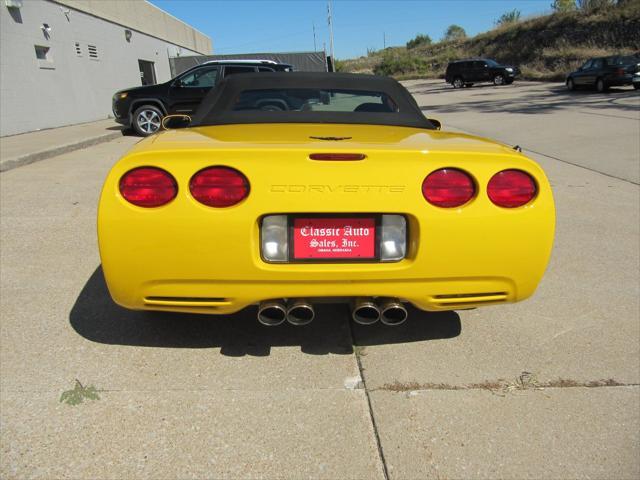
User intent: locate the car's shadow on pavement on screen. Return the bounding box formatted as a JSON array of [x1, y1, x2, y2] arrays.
[[69, 266, 461, 356], [107, 125, 139, 137]]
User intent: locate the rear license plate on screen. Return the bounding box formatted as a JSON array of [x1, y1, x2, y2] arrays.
[[292, 217, 377, 260]]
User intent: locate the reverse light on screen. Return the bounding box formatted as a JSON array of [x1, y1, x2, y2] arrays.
[[261, 215, 288, 262], [119, 167, 177, 207], [380, 214, 406, 261], [422, 168, 475, 208], [190, 167, 249, 207], [487, 169, 537, 208]]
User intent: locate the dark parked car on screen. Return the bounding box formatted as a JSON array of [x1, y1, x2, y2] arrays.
[[445, 59, 520, 88], [566, 55, 640, 92], [113, 60, 293, 136]]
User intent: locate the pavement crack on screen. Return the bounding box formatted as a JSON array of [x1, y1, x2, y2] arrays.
[[378, 376, 639, 395], [349, 336, 390, 480]]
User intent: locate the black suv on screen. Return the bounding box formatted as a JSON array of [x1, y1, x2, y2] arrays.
[[445, 59, 520, 88], [566, 55, 639, 93], [112, 60, 293, 136]]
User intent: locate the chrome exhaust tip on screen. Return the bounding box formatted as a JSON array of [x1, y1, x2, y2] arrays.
[[352, 297, 380, 325], [380, 299, 408, 326], [257, 300, 287, 326], [286, 299, 315, 326]]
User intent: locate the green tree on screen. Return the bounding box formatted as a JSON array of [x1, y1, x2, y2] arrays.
[[496, 9, 521, 26], [406, 34, 432, 49], [443, 24, 467, 41], [551, 0, 577, 11], [577, 0, 614, 10]]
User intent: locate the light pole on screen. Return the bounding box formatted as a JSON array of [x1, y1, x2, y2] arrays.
[[327, 0, 335, 70]]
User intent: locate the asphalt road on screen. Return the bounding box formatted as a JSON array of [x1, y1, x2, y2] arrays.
[[1, 80, 638, 479]]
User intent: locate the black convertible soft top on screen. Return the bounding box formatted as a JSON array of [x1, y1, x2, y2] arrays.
[[190, 72, 435, 129]]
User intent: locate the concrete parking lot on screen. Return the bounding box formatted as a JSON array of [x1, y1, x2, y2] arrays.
[[1, 80, 638, 479]]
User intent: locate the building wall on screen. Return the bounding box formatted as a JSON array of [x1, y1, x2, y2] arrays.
[[0, 0, 211, 136], [56, 0, 212, 55]]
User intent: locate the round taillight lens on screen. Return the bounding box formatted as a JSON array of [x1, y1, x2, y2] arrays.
[[487, 169, 537, 208], [119, 167, 177, 207], [422, 168, 475, 207], [190, 166, 250, 207]]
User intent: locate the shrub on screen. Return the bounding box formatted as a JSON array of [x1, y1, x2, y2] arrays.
[[374, 50, 428, 76], [406, 34, 432, 49], [496, 9, 521, 26]]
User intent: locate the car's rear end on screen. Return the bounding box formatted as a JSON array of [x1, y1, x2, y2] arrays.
[[444, 62, 459, 84], [604, 55, 639, 88], [98, 124, 555, 325]]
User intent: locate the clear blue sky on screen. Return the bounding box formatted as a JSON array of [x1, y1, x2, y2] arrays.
[[149, 0, 551, 59]]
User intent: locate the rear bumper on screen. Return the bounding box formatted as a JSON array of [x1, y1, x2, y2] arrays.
[[128, 277, 517, 314], [607, 74, 634, 87]]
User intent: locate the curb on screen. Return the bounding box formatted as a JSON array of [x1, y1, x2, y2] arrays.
[[0, 131, 122, 173]]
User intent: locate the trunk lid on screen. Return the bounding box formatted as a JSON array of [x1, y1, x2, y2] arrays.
[[143, 123, 516, 156]]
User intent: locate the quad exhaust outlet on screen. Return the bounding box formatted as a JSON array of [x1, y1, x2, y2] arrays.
[[258, 297, 408, 326]]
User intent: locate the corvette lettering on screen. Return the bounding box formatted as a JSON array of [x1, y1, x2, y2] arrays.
[[270, 185, 406, 193]]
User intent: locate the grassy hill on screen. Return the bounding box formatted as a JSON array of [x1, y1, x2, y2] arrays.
[[337, 0, 640, 81]]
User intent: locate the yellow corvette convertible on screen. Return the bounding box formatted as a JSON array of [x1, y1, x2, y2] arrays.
[[98, 72, 555, 326]]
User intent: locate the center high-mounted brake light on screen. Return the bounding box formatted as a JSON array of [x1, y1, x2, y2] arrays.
[[309, 153, 366, 161]]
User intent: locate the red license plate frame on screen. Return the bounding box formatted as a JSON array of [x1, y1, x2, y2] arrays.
[[290, 214, 380, 262]]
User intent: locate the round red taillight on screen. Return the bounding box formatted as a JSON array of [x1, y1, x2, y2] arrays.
[[119, 167, 177, 207], [487, 169, 537, 208], [190, 166, 250, 207], [422, 168, 475, 207]]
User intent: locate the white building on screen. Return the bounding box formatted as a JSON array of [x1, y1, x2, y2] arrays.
[[0, 0, 212, 136]]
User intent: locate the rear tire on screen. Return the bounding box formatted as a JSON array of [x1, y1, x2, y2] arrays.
[[493, 74, 505, 86], [596, 78, 608, 93], [566, 78, 575, 91], [633, 83, 639, 90], [132, 105, 163, 137], [259, 104, 285, 111], [452, 77, 464, 89]]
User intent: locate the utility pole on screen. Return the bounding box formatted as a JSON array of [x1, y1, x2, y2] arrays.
[[383, 32, 386, 49], [327, 0, 335, 69], [313, 23, 317, 52]]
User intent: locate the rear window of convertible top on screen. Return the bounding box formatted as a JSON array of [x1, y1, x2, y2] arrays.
[[232, 89, 401, 114]]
